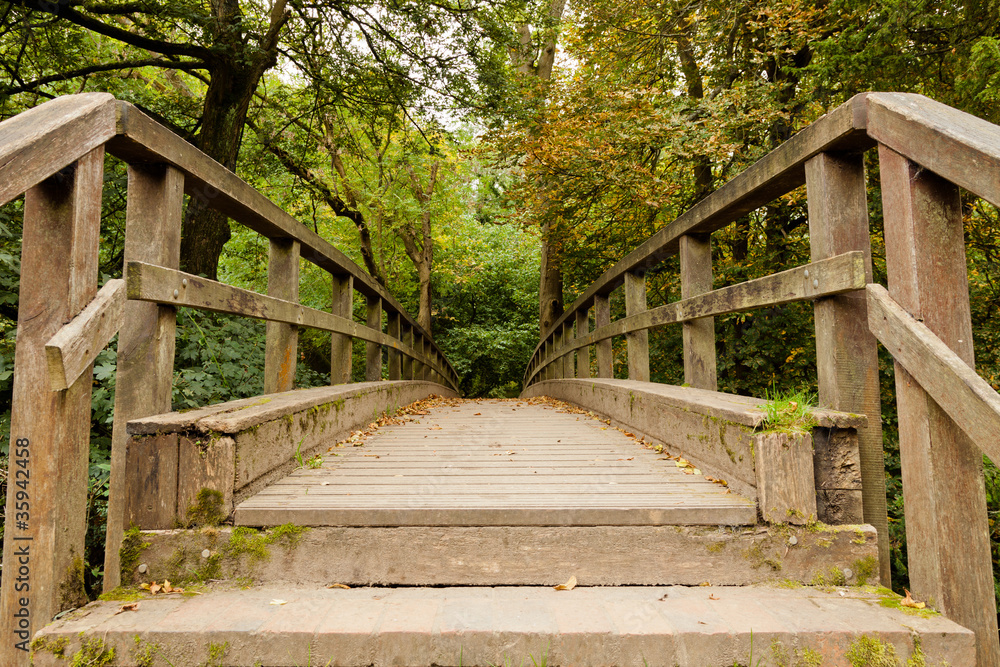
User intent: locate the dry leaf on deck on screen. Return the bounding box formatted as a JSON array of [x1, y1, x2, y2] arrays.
[[270, 599, 288, 605], [327, 583, 350, 589], [708, 594, 720, 600], [554, 576, 577, 591], [115, 602, 139, 614], [901, 590, 926, 609]]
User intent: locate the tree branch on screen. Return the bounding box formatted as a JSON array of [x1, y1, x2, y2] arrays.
[[2, 57, 207, 95]]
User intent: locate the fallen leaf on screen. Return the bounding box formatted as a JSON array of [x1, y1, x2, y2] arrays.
[[115, 602, 139, 614], [708, 594, 720, 600], [149, 582, 161, 595], [658, 594, 669, 601], [327, 583, 350, 589], [270, 599, 288, 605], [554, 575, 577, 591], [699, 581, 711, 587], [474, 413, 482, 416], [901, 590, 926, 609]]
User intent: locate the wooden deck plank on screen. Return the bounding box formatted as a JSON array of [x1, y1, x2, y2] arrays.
[[235, 399, 755, 527]]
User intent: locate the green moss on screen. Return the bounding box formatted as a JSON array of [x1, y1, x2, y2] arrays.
[[852, 528, 867, 545], [846, 635, 903, 666], [31, 635, 70, 658], [186, 488, 225, 527], [743, 543, 782, 571], [60, 555, 88, 610], [706, 541, 725, 553], [200, 641, 229, 667], [876, 590, 941, 618], [853, 555, 878, 586], [132, 636, 159, 667], [98, 587, 144, 602], [70, 637, 115, 666], [810, 566, 847, 586], [120, 526, 150, 583]]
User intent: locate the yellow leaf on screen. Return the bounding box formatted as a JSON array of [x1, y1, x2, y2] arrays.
[[554, 575, 577, 591], [901, 590, 926, 609], [327, 583, 350, 589]]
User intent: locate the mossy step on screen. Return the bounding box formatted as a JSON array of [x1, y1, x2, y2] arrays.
[[33, 585, 973, 666]]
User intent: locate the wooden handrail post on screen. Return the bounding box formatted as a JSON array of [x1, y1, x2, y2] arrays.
[[330, 274, 353, 385], [679, 234, 717, 390], [264, 238, 300, 394], [595, 295, 612, 378], [562, 322, 574, 377], [576, 308, 591, 379], [388, 313, 402, 381], [421, 338, 431, 381], [0, 148, 103, 666], [879, 145, 999, 666], [624, 271, 649, 381], [553, 329, 565, 379], [102, 162, 182, 594], [401, 324, 413, 380], [805, 152, 888, 583], [365, 295, 382, 381]]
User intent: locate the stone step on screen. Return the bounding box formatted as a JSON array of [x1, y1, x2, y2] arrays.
[[122, 523, 880, 588], [32, 585, 974, 666]]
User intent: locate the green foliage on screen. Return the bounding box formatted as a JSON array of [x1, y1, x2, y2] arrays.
[[762, 388, 818, 434]]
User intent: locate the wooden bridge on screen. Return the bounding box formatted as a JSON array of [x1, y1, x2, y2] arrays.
[[1, 92, 998, 666]]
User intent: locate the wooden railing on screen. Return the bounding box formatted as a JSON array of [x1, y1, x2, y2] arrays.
[[523, 92, 1000, 666], [0, 93, 458, 664]]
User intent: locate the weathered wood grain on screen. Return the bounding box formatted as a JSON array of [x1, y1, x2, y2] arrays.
[[867, 92, 1000, 209], [264, 239, 299, 394], [805, 152, 886, 577], [527, 252, 866, 385], [0, 94, 116, 207], [533, 93, 872, 345], [45, 278, 125, 391], [680, 234, 717, 390], [879, 145, 999, 667], [867, 285, 1000, 465], [123, 434, 179, 530], [104, 164, 184, 592], [365, 295, 383, 382], [0, 148, 103, 667], [625, 272, 650, 381], [125, 262, 451, 380], [594, 295, 613, 378], [330, 274, 352, 385], [576, 309, 591, 379], [401, 324, 413, 381], [754, 432, 818, 525]]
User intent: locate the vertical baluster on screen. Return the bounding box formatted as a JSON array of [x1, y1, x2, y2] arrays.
[[0, 150, 104, 661], [562, 322, 574, 377], [552, 328, 564, 379], [102, 160, 181, 593], [401, 324, 413, 380], [624, 272, 649, 381], [576, 308, 591, 379], [330, 274, 353, 385], [264, 239, 300, 394], [879, 145, 999, 666], [805, 152, 887, 578], [388, 313, 402, 381], [680, 234, 717, 390], [365, 295, 382, 381], [421, 338, 431, 381], [595, 294, 612, 378]]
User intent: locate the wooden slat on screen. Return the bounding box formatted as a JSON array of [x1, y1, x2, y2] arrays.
[[532, 93, 872, 347], [575, 309, 591, 379], [867, 92, 1000, 209], [125, 262, 452, 380], [530, 251, 866, 384], [0, 93, 117, 207], [594, 295, 613, 379], [625, 272, 649, 381], [108, 102, 457, 383], [365, 295, 383, 382], [388, 313, 402, 381], [868, 285, 1000, 464], [330, 274, 352, 385], [45, 278, 125, 391]]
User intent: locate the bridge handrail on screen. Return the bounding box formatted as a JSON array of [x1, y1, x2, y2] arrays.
[[524, 91, 1000, 666], [0, 92, 459, 663]]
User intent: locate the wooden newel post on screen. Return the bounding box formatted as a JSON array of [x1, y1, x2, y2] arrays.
[[576, 309, 591, 379], [805, 152, 888, 581], [365, 296, 382, 382], [595, 295, 612, 378], [624, 271, 649, 382], [103, 162, 183, 594], [679, 234, 717, 390], [388, 313, 402, 381], [330, 275, 353, 385], [879, 145, 999, 667], [264, 239, 300, 394], [0, 148, 103, 665]]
